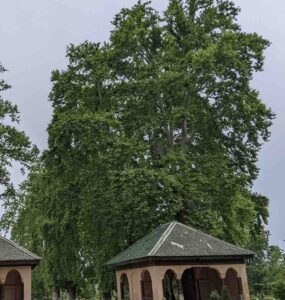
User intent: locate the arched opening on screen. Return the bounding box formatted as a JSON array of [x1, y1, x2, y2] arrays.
[[120, 274, 130, 300], [141, 270, 153, 300], [225, 268, 242, 300], [182, 269, 197, 300], [182, 267, 222, 300], [163, 270, 179, 300], [2, 270, 23, 300]]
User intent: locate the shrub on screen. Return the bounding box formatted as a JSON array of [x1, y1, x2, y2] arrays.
[[273, 280, 285, 300], [210, 290, 221, 300], [221, 286, 231, 300]]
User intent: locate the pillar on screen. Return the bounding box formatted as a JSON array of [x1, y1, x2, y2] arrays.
[[116, 272, 122, 300], [239, 266, 251, 300], [178, 279, 185, 300], [22, 267, 32, 300], [148, 268, 164, 300]]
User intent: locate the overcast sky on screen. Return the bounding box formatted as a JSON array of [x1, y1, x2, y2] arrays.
[[0, 0, 284, 246]]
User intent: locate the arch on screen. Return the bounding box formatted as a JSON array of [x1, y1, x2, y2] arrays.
[[201, 267, 223, 283], [163, 269, 179, 300], [199, 267, 223, 299], [182, 268, 197, 300], [120, 274, 130, 300], [225, 267, 240, 278], [225, 268, 241, 300], [5, 270, 22, 285], [3, 270, 23, 300], [182, 267, 223, 300], [141, 270, 153, 300], [179, 266, 223, 280]]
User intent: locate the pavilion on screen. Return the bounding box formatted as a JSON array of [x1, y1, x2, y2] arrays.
[[0, 236, 40, 300], [107, 221, 254, 300]]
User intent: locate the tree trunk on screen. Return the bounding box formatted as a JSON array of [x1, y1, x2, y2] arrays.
[[102, 291, 112, 300], [52, 287, 60, 300], [68, 286, 76, 300], [165, 125, 174, 149], [175, 196, 189, 223], [181, 119, 188, 144]]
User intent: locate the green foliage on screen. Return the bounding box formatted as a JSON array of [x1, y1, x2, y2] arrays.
[[210, 290, 221, 300], [273, 280, 285, 300], [263, 296, 275, 300], [0, 63, 37, 216], [221, 286, 231, 300], [0, 62, 38, 241], [7, 0, 274, 297], [10, 162, 52, 298], [248, 245, 285, 296]]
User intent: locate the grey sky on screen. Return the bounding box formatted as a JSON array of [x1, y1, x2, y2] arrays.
[[0, 1, 284, 246]]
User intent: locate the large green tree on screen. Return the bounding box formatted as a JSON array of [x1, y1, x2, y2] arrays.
[[9, 0, 274, 298], [104, 0, 273, 243]]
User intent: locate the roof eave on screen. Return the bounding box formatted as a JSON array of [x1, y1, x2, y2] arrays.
[[107, 253, 254, 269], [0, 259, 41, 268]]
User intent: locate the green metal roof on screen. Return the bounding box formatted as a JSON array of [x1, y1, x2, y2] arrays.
[[106, 221, 254, 267]]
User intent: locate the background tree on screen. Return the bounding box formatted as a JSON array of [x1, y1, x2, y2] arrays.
[[247, 243, 285, 296], [0, 62, 36, 227], [10, 162, 52, 299]]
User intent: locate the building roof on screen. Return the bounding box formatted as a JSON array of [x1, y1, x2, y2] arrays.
[[0, 236, 41, 266], [106, 221, 254, 268]]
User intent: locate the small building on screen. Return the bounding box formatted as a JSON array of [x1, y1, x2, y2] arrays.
[[0, 236, 40, 300], [107, 221, 254, 300]]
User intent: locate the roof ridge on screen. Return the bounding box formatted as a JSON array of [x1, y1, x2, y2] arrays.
[[106, 222, 172, 265], [0, 236, 41, 260], [149, 221, 176, 256], [176, 222, 253, 254]]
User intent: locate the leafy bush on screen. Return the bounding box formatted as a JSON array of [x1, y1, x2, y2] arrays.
[[221, 286, 231, 300], [273, 280, 285, 300], [210, 290, 221, 300]]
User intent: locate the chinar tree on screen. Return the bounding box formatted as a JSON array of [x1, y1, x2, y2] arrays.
[[8, 0, 274, 298]]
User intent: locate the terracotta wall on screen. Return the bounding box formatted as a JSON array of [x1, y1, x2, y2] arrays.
[[0, 266, 32, 300], [116, 263, 250, 300]]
